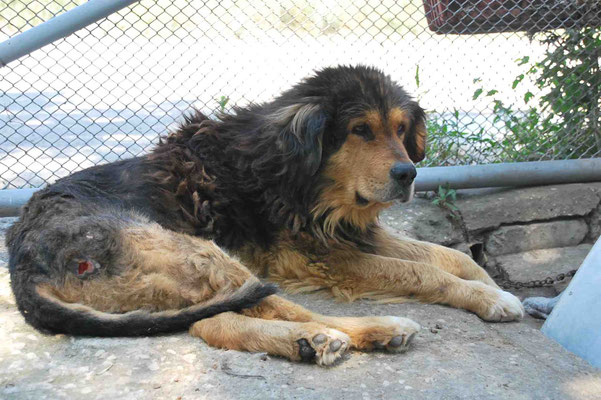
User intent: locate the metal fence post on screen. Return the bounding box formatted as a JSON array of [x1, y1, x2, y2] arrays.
[[0, 0, 140, 67]]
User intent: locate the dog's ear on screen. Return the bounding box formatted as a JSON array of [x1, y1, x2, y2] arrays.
[[404, 104, 427, 163], [271, 102, 326, 176]]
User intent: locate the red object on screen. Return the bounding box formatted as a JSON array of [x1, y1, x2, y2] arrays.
[[422, 0, 601, 34], [77, 261, 94, 275]]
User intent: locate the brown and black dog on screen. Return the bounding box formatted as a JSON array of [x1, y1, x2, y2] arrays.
[[7, 65, 523, 366]]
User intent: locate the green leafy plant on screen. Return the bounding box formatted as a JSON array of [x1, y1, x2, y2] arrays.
[[471, 26, 601, 162], [418, 66, 504, 166], [431, 184, 460, 219], [532, 27, 601, 157], [425, 110, 503, 166], [216, 95, 230, 112], [425, 25, 601, 167]]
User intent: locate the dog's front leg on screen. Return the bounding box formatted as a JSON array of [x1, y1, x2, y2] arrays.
[[372, 227, 500, 288], [242, 295, 420, 353], [190, 294, 421, 365], [325, 250, 524, 322]]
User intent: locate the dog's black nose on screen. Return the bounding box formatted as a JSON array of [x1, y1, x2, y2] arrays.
[[390, 162, 417, 185]]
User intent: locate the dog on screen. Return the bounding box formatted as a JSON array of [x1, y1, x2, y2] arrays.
[[6, 65, 524, 366]]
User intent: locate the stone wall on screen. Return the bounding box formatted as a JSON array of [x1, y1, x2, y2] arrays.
[[382, 183, 601, 296]]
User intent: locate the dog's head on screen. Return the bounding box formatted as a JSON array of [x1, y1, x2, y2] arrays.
[[267, 65, 426, 233]]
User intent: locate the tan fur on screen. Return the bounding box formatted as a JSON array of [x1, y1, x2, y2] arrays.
[[372, 227, 500, 288], [204, 103, 522, 360], [311, 108, 415, 236], [39, 220, 422, 365], [241, 295, 418, 351], [236, 225, 518, 322], [44, 223, 255, 313], [190, 312, 348, 364]]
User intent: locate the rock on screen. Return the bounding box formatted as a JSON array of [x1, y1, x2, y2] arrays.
[[381, 198, 464, 246], [450, 242, 472, 256], [586, 203, 601, 242], [496, 244, 593, 283], [0, 217, 17, 234], [553, 277, 572, 295], [456, 183, 601, 233], [485, 219, 588, 256], [0, 217, 16, 265]]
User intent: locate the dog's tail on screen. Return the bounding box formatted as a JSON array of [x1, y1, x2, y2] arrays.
[[17, 278, 276, 337]]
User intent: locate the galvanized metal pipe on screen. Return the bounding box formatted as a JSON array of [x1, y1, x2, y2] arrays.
[[0, 0, 140, 67], [414, 158, 601, 192], [1, 159, 600, 217]]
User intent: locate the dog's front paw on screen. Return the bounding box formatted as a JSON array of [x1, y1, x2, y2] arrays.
[[334, 316, 420, 353], [295, 325, 350, 366], [470, 282, 524, 322], [368, 316, 420, 353]]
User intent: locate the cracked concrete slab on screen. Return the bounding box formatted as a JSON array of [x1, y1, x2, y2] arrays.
[[485, 220, 589, 256], [381, 198, 464, 246], [496, 244, 593, 283], [587, 204, 601, 242], [456, 184, 601, 233]]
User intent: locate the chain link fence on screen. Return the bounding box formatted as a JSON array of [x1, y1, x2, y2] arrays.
[[1, 0, 600, 189]]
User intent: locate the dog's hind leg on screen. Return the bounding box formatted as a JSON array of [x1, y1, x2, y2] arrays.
[[9, 210, 274, 336]]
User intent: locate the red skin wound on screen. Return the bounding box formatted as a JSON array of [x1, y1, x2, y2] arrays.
[[77, 261, 95, 275]]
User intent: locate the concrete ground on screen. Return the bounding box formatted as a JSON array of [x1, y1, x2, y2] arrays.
[[1, 212, 601, 400]]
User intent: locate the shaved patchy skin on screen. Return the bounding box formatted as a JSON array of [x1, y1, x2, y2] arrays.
[[7, 65, 522, 367]]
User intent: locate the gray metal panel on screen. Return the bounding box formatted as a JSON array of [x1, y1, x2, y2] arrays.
[[542, 237, 601, 369]]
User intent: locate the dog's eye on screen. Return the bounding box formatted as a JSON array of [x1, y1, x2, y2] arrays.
[[397, 124, 406, 136], [351, 123, 374, 141]]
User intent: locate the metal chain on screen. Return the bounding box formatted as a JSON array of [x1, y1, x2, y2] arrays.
[[499, 269, 577, 289]]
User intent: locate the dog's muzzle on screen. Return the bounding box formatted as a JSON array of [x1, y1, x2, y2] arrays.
[[389, 162, 417, 186], [389, 162, 416, 203]]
